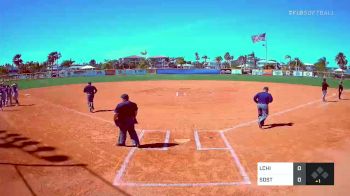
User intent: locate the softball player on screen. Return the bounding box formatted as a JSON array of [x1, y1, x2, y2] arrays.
[[339, 81, 344, 99], [322, 78, 329, 102], [254, 87, 273, 128], [83, 82, 98, 112]]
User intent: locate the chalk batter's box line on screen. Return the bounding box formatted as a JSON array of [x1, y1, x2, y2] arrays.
[[194, 130, 229, 151], [117, 181, 250, 187], [194, 129, 251, 184], [115, 129, 251, 186], [36, 95, 332, 187], [140, 130, 171, 151]]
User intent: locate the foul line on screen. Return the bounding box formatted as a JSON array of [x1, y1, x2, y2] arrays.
[[220, 95, 336, 133], [33, 94, 337, 188], [35, 97, 163, 134]]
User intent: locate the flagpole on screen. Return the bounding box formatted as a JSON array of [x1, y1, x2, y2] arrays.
[[265, 37, 268, 68]]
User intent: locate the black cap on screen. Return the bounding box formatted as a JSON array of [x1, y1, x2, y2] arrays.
[[121, 94, 129, 100], [88, 82, 91, 85], [263, 86, 269, 91]]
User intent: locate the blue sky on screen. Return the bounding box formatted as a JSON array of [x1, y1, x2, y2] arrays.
[[0, 0, 349, 66]]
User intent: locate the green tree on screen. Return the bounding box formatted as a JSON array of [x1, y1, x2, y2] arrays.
[[13, 54, 24, 72], [289, 57, 305, 70], [335, 52, 348, 70], [101, 60, 114, 70], [237, 55, 247, 66], [137, 59, 149, 69], [24, 61, 42, 73], [314, 57, 327, 72], [202, 55, 208, 63], [195, 52, 200, 65], [248, 52, 257, 68], [0, 65, 9, 75], [140, 50, 148, 60], [47, 51, 61, 71], [224, 52, 233, 68], [215, 56, 223, 68], [61, 59, 75, 68], [176, 57, 186, 68], [285, 55, 292, 69], [89, 59, 97, 66]]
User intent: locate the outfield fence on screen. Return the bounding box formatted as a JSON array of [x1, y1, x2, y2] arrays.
[[0, 68, 348, 82]]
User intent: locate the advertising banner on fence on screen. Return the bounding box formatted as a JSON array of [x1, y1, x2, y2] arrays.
[[116, 69, 147, 75], [252, 69, 263, 76], [105, 69, 116, 76], [147, 69, 157, 74], [293, 71, 303, 77], [134, 69, 147, 75], [273, 70, 283, 76], [284, 71, 291, 76], [303, 71, 313, 77], [59, 70, 69, 77], [69, 70, 105, 77], [231, 69, 242, 75], [156, 69, 220, 74], [263, 69, 273, 76], [220, 69, 232, 74]]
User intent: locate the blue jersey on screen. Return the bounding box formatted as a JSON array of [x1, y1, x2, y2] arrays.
[[0, 87, 6, 98], [114, 101, 138, 124], [254, 92, 273, 105], [12, 85, 18, 94], [6, 86, 12, 95], [83, 85, 97, 95]]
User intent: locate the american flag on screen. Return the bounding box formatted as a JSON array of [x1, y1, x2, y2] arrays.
[[251, 33, 266, 43]]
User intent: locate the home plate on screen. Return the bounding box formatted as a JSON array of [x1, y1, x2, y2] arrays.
[[174, 139, 190, 144]]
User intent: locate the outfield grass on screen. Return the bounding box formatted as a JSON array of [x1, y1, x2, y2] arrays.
[[9, 74, 349, 90]]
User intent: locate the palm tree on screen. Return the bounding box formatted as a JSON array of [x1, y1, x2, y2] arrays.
[[294, 57, 300, 71], [285, 55, 291, 69], [248, 52, 257, 68], [140, 50, 148, 60], [176, 57, 186, 69], [202, 55, 208, 65], [89, 59, 96, 66], [13, 54, 24, 73], [335, 52, 348, 70], [195, 52, 200, 61], [215, 56, 223, 68], [290, 57, 305, 71], [61, 59, 75, 68], [13, 54, 23, 67], [47, 51, 61, 71], [195, 52, 200, 67], [237, 56, 246, 65], [224, 52, 232, 68]]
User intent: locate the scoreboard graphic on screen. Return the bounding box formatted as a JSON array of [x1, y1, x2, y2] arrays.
[[258, 162, 334, 186]]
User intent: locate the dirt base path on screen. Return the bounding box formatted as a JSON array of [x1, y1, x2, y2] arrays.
[[1, 81, 349, 195]]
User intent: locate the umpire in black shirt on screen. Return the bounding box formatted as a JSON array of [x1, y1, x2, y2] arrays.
[[114, 94, 140, 147]]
